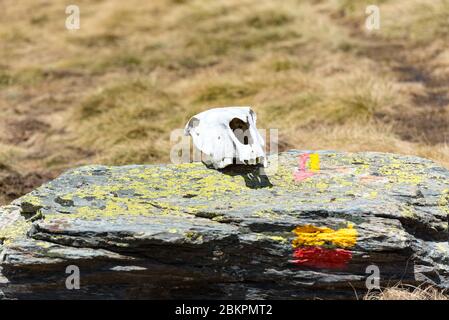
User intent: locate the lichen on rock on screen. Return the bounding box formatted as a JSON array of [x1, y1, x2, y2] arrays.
[[0, 150, 447, 299]]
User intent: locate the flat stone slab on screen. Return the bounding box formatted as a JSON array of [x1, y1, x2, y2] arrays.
[[0, 150, 448, 299]]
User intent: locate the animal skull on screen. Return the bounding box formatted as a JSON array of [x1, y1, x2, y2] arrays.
[[184, 106, 267, 169]]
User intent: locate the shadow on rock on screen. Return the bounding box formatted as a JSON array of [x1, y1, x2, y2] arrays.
[[219, 164, 273, 189]]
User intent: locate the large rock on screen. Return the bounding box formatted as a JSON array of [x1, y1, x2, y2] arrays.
[[0, 150, 447, 299]]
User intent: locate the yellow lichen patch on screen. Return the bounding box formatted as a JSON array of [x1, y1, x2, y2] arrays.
[[47, 197, 158, 221], [189, 175, 247, 198], [0, 218, 30, 245], [267, 235, 288, 244], [331, 176, 353, 187], [438, 189, 449, 216], [110, 164, 247, 200], [255, 233, 288, 244], [211, 215, 226, 222], [292, 223, 357, 248], [436, 242, 448, 254], [175, 163, 204, 170], [315, 181, 329, 191], [350, 156, 371, 175], [184, 231, 204, 243], [251, 209, 282, 220], [270, 165, 296, 188], [401, 205, 417, 219], [364, 191, 378, 199], [271, 164, 329, 192], [60, 184, 122, 201], [354, 164, 370, 175], [36, 241, 52, 249], [184, 230, 199, 238], [20, 195, 43, 207], [378, 161, 424, 185]]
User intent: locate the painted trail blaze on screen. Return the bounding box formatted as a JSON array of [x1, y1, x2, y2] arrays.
[[291, 223, 357, 269], [294, 153, 320, 182], [293, 247, 352, 269], [292, 224, 357, 248]]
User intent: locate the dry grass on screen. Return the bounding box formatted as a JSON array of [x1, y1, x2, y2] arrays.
[[0, 0, 449, 204], [364, 284, 448, 300]]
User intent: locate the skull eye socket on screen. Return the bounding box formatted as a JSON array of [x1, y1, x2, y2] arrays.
[[229, 117, 253, 145], [190, 118, 200, 128]]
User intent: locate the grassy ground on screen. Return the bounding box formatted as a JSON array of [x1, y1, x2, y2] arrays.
[[1, 0, 449, 205], [364, 284, 448, 300]]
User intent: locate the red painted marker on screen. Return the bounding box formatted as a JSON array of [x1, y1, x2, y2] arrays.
[[294, 154, 315, 182], [292, 246, 352, 269]]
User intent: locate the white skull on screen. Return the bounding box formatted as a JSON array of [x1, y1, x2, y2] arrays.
[[184, 106, 267, 169]]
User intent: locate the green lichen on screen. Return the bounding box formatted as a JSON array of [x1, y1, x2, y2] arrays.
[[35, 241, 52, 249], [351, 157, 371, 175], [41, 163, 252, 221], [436, 242, 447, 253], [378, 160, 424, 185], [19, 194, 44, 214], [331, 176, 354, 187], [267, 235, 288, 244], [255, 233, 289, 244], [363, 191, 378, 199], [184, 231, 204, 243], [252, 209, 282, 220], [401, 205, 417, 219], [0, 218, 30, 245], [438, 189, 449, 216]]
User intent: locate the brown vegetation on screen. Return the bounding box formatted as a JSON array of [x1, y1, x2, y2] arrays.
[[0, 0, 448, 205], [364, 283, 448, 300]]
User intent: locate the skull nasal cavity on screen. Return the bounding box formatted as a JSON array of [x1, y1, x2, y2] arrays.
[[229, 118, 252, 145]]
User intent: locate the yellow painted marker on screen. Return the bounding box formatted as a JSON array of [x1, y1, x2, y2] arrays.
[[309, 153, 320, 172], [292, 223, 357, 248]]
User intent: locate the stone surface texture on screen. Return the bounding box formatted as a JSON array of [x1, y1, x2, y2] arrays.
[[0, 150, 448, 299]]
